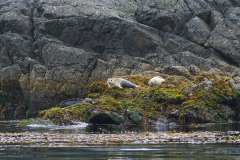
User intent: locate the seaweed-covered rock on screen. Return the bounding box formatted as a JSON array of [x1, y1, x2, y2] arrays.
[[88, 111, 124, 125], [127, 111, 143, 125], [38, 72, 240, 127]]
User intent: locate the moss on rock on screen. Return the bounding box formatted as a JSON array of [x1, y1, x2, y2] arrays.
[[39, 104, 94, 125], [38, 71, 240, 126]]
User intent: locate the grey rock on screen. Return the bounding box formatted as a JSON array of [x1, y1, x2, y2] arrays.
[[162, 66, 191, 78], [0, 1, 32, 36], [59, 98, 82, 107], [0, 33, 32, 68], [183, 78, 213, 96], [127, 111, 143, 125], [59, 98, 96, 108], [0, 65, 22, 81], [172, 51, 217, 70], [135, 0, 211, 33], [30, 64, 47, 80], [154, 117, 177, 131], [230, 76, 240, 91], [188, 65, 201, 75], [185, 17, 210, 45], [82, 98, 96, 105], [201, 78, 213, 91], [89, 111, 124, 125], [206, 7, 240, 66]]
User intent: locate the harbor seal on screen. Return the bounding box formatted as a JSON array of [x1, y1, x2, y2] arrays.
[[107, 78, 137, 89], [148, 76, 165, 87]]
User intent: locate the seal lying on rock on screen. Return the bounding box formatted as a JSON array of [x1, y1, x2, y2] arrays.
[[107, 78, 137, 89], [148, 76, 165, 87]]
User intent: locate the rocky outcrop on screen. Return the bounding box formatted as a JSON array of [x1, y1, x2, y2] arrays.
[[230, 76, 240, 92], [0, 0, 240, 119]]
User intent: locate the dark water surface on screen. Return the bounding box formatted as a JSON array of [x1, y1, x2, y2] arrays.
[[1, 144, 240, 160], [2, 121, 240, 133]]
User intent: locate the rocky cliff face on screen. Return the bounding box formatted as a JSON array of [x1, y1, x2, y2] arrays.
[[0, 0, 240, 119]]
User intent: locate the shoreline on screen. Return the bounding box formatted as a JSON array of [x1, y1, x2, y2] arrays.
[[1, 132, 240, 146]]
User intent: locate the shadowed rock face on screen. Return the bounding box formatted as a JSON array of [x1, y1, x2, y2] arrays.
[[0, 0, 240, 119]]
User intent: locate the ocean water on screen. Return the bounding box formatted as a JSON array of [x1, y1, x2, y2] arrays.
[[1, 121, 240, 160], [0, 144, 240, 160]]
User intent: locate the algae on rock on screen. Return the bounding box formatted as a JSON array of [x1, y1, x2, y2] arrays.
[[38, 71, 240, 126]]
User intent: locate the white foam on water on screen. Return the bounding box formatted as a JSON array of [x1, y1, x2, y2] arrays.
[[53, 122, 88, 130], [27, 121, 88, 130], [27, 124, 56, 129], [120, 148, 160, 151]]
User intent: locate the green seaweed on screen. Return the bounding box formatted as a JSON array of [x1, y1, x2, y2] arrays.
[[39, 72, 240, 125]]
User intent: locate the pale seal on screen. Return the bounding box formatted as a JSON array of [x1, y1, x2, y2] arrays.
[[107, 78, 137, 89], [148, 76, 165, 87]]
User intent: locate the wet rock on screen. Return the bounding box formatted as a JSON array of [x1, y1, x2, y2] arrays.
[[89, 111, 124, 125], [127, 111, 143, 125], [154, 117, 169, 131], [154, 117, 177, 131], [182, 108, 211, 124]]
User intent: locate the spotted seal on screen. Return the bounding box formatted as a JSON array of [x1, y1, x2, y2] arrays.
[[107, 78, 137, 89], [148, 76, 165, 87]]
